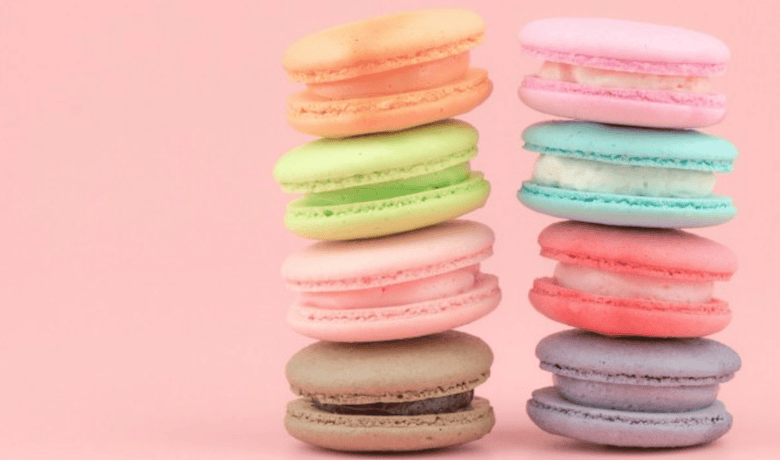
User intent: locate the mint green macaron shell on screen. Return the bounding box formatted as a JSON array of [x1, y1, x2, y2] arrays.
[[518, 182, 735, 228], [522, 121, 737, 172]]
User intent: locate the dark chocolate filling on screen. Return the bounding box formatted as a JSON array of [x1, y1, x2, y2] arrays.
[[313, 390, 474, 416]]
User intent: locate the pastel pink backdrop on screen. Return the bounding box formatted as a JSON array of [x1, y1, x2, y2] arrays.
[[1, 1, 778, 459]]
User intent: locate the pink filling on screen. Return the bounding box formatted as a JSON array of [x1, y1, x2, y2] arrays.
[[307, 53, 470, 99], [299, 265, 480, 309]]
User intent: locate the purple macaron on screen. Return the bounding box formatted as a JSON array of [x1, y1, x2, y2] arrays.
[[527, 329, 741, 447]]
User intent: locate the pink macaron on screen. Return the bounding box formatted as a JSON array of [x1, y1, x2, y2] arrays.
[[529, 221, 737, 337], [282, 220, 501, 342], [518, 18, 729, 128]]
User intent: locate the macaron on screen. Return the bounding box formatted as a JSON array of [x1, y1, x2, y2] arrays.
[[285, 331, 495, 452], [518, 18, 729, 128], [283, 8, 492, 137], [529, 221, 737, 337], [527, 329, 741, 447], [274, 119, 490, 240], [282, 220, 500, 342], [517, 121, 738, 228]]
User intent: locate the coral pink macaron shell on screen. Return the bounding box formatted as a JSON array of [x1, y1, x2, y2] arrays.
[[538, 221, 737, 280], [519, 18, 729, 74], [530, 277, 731, 338]]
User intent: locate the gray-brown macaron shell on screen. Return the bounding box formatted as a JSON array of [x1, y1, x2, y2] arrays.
[[286, 330, 493, 404], [285, 330, 495, 451]]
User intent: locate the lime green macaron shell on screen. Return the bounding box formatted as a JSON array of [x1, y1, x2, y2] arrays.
[[275, 120, 490, 240]]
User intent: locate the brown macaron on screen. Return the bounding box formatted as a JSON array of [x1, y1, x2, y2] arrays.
[[285, 331, 495, 451]]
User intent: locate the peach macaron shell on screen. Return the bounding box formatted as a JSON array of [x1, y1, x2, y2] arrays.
[[287, 68, 492, 138]]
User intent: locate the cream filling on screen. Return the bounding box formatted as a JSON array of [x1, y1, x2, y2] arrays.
[[554, 263, 713, 303], [532, 155, 715, 198], [537, 61, 711, 93], [299, 265, 480, 309], [308, 52, 470, 99]]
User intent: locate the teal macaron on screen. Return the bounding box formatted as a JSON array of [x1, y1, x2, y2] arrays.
[[517, 121, 737, 228], [274, 120, 490, 240]]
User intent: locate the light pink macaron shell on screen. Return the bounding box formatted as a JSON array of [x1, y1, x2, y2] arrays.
[[519, 18, 729, 75], [518, 79, 726, 128], [518, 18, 729, 128], [282, 220, 500, 342], [538, 221, 737, 281], [282, 220, 495, 291], [530, 277, 731, 338], [289, 273, 500, 342]]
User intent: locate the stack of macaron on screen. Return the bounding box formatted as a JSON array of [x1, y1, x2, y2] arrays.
[[516, 18, 741, 447], [275, 9, 499, 452]]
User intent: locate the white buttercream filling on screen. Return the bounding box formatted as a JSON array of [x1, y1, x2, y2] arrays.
[[554, 263, 713, 303], [299, 265, 479, 309], [537, 61, 711, 93], [532, 155, 715, 198]]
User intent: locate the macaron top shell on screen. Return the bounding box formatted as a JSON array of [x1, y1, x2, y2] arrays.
[[538, 221, 737, 281], [282, 220, 494, 291], [275, 120, 478, 194], [283, 8, 485, 83], [536, 329, 741, 385], [522, 121, 737, 172], [286, 331, 493, 404], [519, 18, 729, 76]]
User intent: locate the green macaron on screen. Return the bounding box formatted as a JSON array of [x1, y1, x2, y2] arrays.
[[274, 120, 490, 240]]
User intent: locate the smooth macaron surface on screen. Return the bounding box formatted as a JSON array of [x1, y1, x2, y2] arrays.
[[282, 220, 500, 342], [286, 331, 493, 403], [538, 221, 738, 281], [519, 18, 729, 74], [517, 121, 737, 228], [530, 221, 736, 337], [285, 331, 495, 451], [518, 18, 729, 128], [283, 9, 485, 82], [536, 329, 741, 387], [275, 120, 490, 240], [283, 9, 491, 137]]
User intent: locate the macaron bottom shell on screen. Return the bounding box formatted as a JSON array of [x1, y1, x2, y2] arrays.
[[527, 388, 732, 448], [287, 68, 492, 138], [518, 78, 726, 129], [529, 277, 731, 337], [286, 174, 489, 240], [553, 375, 720, 413], [518, 182, 735, 228], [288, 273, 500, 342], [285, 397, 495, 452]]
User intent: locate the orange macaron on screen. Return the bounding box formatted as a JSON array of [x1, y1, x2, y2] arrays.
[[282, 8, 493, 138]]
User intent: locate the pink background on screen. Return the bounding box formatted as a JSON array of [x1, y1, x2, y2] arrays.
[[2, 0, 778, 458]]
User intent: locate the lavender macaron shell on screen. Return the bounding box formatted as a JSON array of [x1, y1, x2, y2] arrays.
[[552, 375, 720, 412], [527, 387, 733, 448], [536, 330, 742, 385]]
